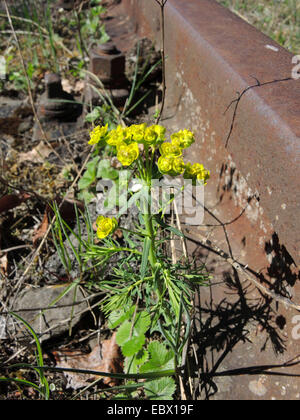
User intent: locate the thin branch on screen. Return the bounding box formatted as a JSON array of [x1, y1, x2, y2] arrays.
[[0, 12, 48, 33], [0, 175, 48, 205]]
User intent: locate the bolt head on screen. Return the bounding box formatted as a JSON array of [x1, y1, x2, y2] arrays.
[[89, 49, 125, 86]]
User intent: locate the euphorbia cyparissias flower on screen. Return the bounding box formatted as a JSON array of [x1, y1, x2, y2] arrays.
[[152, 125, 166, 143], [158, 156, 173, 174], [117, 142, 139, 167], [171, 157, 185, 176], [128, 123, 147, 142], [184, 163, 210, 185], [106, 125, 131, 146], [96, 216, 118, 239], [128, 124, 166, 145], [171, 129, 195, 149], [159, 142, 182, 158], [158, 156, 185, 176], [88, 124, 108, 145]]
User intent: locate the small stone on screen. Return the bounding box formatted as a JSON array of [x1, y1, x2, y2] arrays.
[[9, 284, 88, 342]]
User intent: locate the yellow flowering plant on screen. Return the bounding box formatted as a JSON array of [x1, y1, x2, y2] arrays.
[[85, 122, 210, 260], [95, 215, 118, 239], [88, 123, 109, 145], [81, 121, 210, 397], [85, 121, 210, 274]]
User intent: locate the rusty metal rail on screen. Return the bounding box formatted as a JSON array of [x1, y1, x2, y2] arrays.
[[121, 0, 300, 266], [107, 0, 300, 400]]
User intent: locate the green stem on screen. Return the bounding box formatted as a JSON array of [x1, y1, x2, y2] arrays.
[[142, 147, 157, 271], [144, 208, 157, 270]]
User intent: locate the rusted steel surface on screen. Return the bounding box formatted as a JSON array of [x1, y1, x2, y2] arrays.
[[114, 0, 300, 400], [122, 0, 300, 264]]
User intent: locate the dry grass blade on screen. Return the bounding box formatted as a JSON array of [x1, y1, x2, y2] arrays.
[[7, 146, 95, 308]]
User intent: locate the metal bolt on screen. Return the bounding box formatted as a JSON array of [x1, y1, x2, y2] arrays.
[[89, 43, 126, 88], [39, 73, 82, 121]]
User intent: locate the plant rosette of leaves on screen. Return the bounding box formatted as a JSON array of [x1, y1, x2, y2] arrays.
[[80, 122, 211, 399]]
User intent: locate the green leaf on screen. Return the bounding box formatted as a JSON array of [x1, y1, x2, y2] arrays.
[[78, 189, 95, 204], [144, 377, 176, 400], [140, 341, 174, 373], [134, 349, 149, 366], [134, 311, 151, 335], [97, 159, 119, 180], [108, 306, 135, 330], [78, 157, 99, 189], [122, 335, 145, 357], [85, 107, 101, 123], [125, 349, 149, 374], [116, 311, 151, 357], [115, 320, 132, 346]]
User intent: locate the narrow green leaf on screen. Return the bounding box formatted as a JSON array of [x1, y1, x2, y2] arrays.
[[9, 312, 49, 399]]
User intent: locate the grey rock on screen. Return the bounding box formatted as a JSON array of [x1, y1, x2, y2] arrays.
[[9, 284, 88, 342]]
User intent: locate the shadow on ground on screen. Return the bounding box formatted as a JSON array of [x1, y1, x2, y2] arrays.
[[185, 205, 300, 400]]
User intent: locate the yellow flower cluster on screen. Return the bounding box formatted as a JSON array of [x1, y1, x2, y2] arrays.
[[184, 163, 210, 185], [158, 156, 185, 176], [101, 123, 166, 167], [157, 129, 210, 183], [171, 129, 195, 149], [105, 123, 166, 148], [96, 215, 118, 239], [87, 124, 210, 183], [88, 124, 109, 145], [117, 142, 139, 167]]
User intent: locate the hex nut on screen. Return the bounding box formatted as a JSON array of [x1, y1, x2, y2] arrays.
[[89, 49, 126, 87]]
